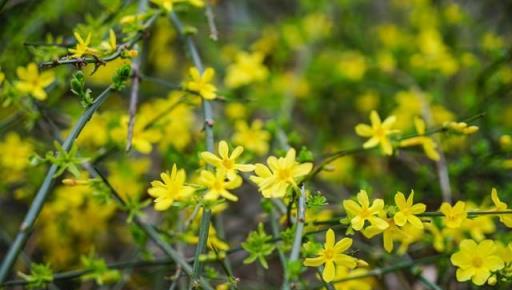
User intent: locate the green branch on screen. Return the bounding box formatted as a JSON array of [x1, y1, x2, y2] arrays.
[[0, 85, 113, 283]]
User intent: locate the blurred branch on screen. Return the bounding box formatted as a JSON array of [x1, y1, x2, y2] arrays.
[[205, 0, 218, 41]]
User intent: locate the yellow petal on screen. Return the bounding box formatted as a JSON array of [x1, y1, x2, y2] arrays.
[[322, 260, 335, 282], [325, 228, 335, 248]]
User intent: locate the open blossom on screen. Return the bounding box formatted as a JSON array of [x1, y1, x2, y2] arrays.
[[15, 63, 55, 100], [303, 228, 358, 282], [200, 140, 254, 180], [184, 67, 217, 100], [363, 215, 407, 253], [399, 117, 440, 160], [343, 190, 388, 231], [355, 110, 399, 155], [393, 190, 426, 229], [440, 201, 467, 228], [68, 32, 98, 58], [147, 164, 195, 210], [249, 148, 312, 198], [198, 170, 242, 201], [451, 239, 504, 285]]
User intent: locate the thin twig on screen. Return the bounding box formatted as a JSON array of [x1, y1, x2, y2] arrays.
[[284, 184, 307, 290], [126, 0, 147, 151], [204, 0, 218, 41]]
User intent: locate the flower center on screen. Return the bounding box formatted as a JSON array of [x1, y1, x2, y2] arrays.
[[213, 180, 223, 192], [277, 168, 291, 181], [472, 257, 484, 268], [323, 248, 334, 260], [360, 208, 371, 219], [222, 158, 234, 170], [375, 126, 385, 138]]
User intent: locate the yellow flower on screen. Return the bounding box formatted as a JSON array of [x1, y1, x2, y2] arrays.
[[224, 51, 268, 88], [363, 213, 406, 253], [337, 51, 367, 81], [303, 228, 357, 282], [355, 110, 398, 155], [147, 164, 195, 210], [400, 117, 440, 161], [440, 201, 467, 228], [450, 239, 504, 286], [0, 71, 4, 85], [333, 267, 374, 290], [15, 63, 55, 100], [249, 148, 312, 198], [151, 0, 173, 12], [68, 32, 98, 58], [198, 170, 242, 202], [490, 188, 512, 227], [185, 67, 217, 100], [111, 115, 162, 154], [232, 120, 270, 156], [187, 0, 204, 8], [101, 29, 117, 53], [393, 190, 426, 229], [343, 190, 388, 231], [0, 132, 33, 171], [200, 140, 254, 179]]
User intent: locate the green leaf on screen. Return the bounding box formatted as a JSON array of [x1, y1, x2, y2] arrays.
[[18, 263, 53, 290]]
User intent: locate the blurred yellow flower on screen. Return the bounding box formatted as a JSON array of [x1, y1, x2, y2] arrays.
[[69, 32, 98, 58], [15, 63, 55, 100], [148, 164, 195, 210], [451, 239, 504, 286], [151, 0, 173, 12], [303, 228, 357, 282], [0, 132, 33, 171], [355, 110, 398, 155], [224, 51, 268, 88], [337, 51, 367, 81], [250, 148, 312, 198], [400, 117, 440, 160], [490, 188, 512, 228], [185, 67, 217, 100], [440, 201, 467, 228], [232, 120, 270, 156]]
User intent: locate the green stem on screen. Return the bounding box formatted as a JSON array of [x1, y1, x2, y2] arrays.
[[417, 273, 444, 290], [270, 207, 289, 290], [283, 185, 306, 290], [0, 86, 113, 283]]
